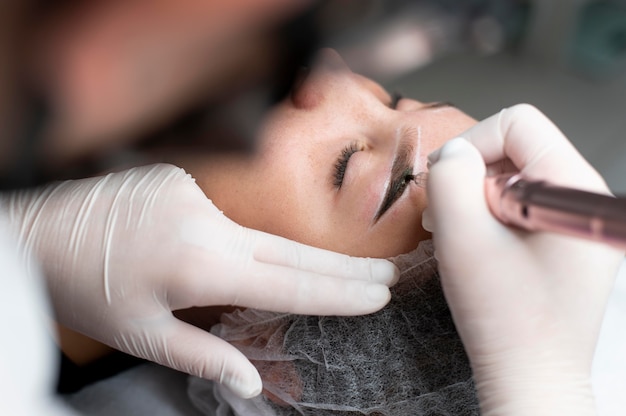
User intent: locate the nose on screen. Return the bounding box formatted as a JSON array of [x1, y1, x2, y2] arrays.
[[291, 48, 350, 109], [314, 48, 350, 72]]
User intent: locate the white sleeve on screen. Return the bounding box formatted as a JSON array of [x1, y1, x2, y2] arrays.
[[0, 214, 76, 416], [592, 258, 626, 416]]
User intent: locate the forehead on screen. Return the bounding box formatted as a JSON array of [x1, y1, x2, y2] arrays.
[[255, 103, 346, 194], [259, 72, 391, 146]]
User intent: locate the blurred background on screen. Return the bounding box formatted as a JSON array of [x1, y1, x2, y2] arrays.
[[344, 0, 626, 193], [6, 0, 626, 193]]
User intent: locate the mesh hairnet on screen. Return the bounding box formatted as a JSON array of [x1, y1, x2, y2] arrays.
[[188, 240, 479, 415]]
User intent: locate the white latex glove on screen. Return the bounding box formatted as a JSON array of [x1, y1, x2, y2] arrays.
[[422, 104, 624, 416], [0, 218, 75, 416], [0, 163, 397, 399]]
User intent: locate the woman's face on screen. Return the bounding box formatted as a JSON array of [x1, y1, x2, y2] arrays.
[[186, 49, 476, 258]]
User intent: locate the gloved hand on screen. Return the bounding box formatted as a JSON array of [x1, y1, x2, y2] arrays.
[[1, 163, 397, 399], [423, 104, 624, 415]]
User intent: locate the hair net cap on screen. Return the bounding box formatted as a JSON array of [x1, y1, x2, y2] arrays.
[[188, 240, 479, 415]]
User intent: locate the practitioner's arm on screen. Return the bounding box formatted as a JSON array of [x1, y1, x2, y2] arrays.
[[1, 164, 397, 399]]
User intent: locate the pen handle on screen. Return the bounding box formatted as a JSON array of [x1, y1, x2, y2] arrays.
[[485, 174, 626, 250]]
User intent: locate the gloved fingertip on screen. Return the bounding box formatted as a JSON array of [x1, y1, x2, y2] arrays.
[[422, 207, 433, 232], [426, 135, 487, 234], [435, 137, 473, 162], [428, 136, 485, 185], [365, 284, 391, 306], [371, 259, 400, 286], [427, 136, 468, 167], [224, 366, 263, 399]]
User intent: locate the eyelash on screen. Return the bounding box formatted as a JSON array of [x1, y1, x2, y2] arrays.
[[333, 142, 360, 188], [390, 91, 403, 109], [332, 92, 402, 189]]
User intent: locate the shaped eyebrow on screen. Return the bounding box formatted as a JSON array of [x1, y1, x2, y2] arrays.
[[374, 128, 416, 221]]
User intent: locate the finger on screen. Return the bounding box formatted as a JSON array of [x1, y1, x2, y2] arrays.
[[210, 266, 392, 316], [176, 218, 395, 315], [484, 158, 517, 177], [253, 232, 400, 285], [461, 104, 607, 191], [153, 320, 263, 399], [182, 214, 399, 287], [426, 138, 500, 256]]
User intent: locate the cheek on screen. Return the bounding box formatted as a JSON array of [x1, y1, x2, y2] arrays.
[[327, 192, 428, 259], [341, 151, 392, 223], [345, 170, 388, 224], [376, 191, 429, 257]]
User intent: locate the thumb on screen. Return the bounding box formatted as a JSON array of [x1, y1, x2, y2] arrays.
[[424, 137, 492, 239], [163, 321, 263, 399]]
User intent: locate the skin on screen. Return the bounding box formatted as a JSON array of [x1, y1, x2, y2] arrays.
[[171, 49, 477, 258], [172, 56, 476, 402], [59, 49, 477, 365]]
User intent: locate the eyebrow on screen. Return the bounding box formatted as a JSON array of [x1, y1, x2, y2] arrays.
[[389, 92, 403, 109], [423, 101, 454, 109], [374, 128, 417, 221]]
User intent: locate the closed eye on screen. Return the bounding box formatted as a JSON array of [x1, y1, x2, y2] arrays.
[[333, 142, 360, 189]]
